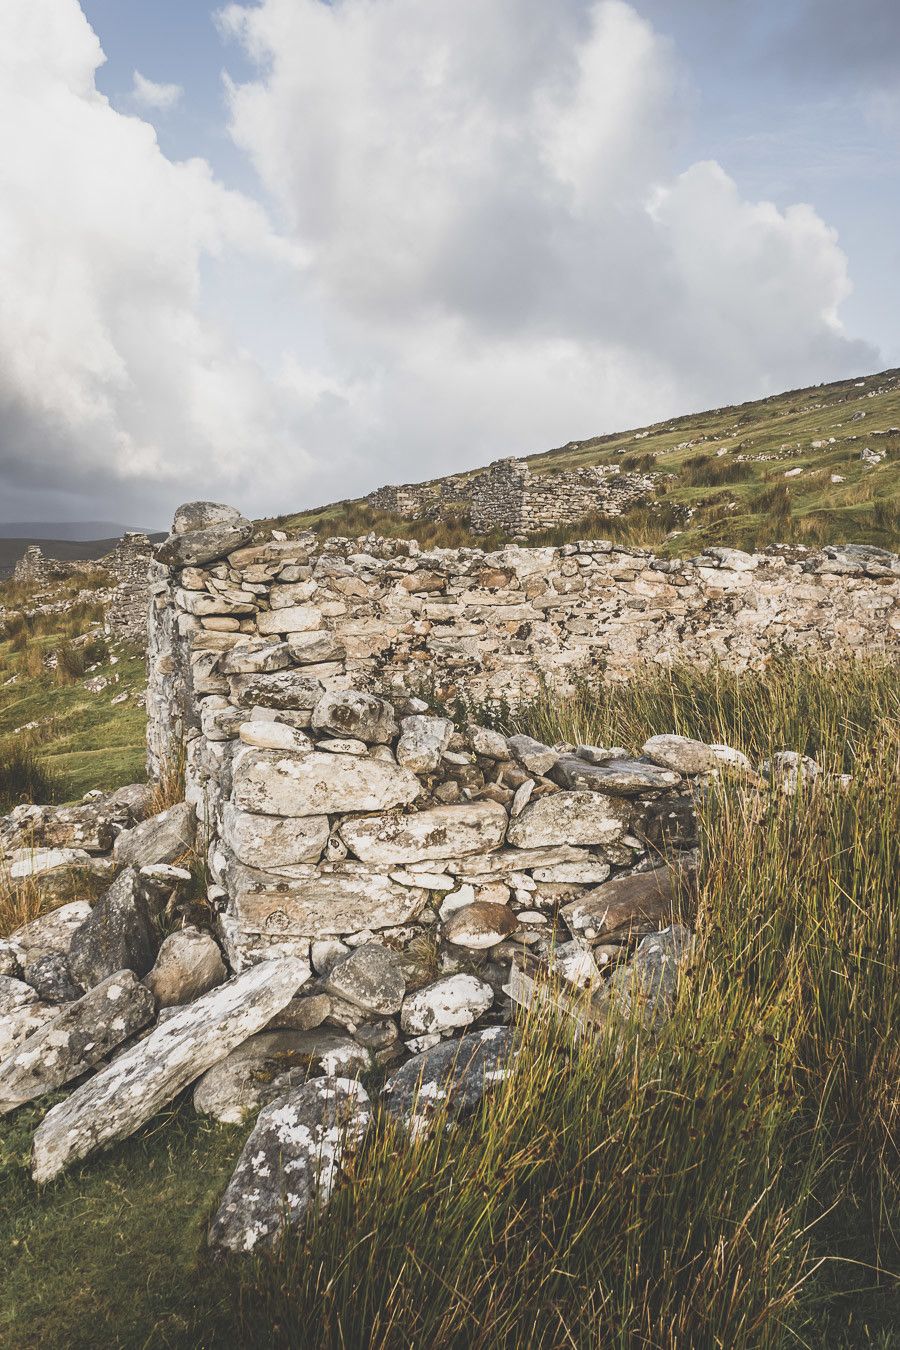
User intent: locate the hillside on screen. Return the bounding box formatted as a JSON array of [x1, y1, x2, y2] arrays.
[[274, 367, 900, 555]]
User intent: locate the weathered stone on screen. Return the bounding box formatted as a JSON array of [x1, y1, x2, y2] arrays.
[[221, 803, 329, 868], [0, 971, 155, 1116], [507, 792, 630, 849], [551, 756, 681, 795], [761, 750, 821, 792], [286, 631, 346, 665], [602, 925, 695, 1026], [0, 978, 59, 1059], [443, 902, 518, 949], [339, 802, 508, 866], [156, 517, 253, 568], [266, 993, 332, 1032], [257, 606, 323, 636], [143, 927, 226, 1007], [530, 860, 611, 885], [219, 642, 293, 675], [506, 735, 559, 776], [193, 1028, 368, 1123], [0, 902, 92, 969], [311, 690, 398, 744], [0, 802, 117, 854], [173, 501, 246, 536], [208, 1078, 371, 1253], [561, 863, 694, 942], [467, 724, 511, 760], [231, 748, 421, 816], [176, 588, 255, 617], [228, 670, 324, 711], [400, 973, 494, 1036], [112, 802, 196, 868], [23, 954, 83, 1005], [323, 944, 406, 1015], [642, 735, 721, 775], [32, 956, 308, 1182], [396, 715, 454, 772], [229, 868, 427, 938], [8, 847, 90, 880], [573, 745, 629, 765], [68, 869, 161, 989], [382, 1026, 515, 1139], [237, 721, 312, 752]]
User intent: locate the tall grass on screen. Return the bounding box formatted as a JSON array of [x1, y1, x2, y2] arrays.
[[215, 658, 898, 1348], [0, 744, 61, 813]]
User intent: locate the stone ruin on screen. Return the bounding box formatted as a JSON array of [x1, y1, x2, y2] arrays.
[[367, 455, 656, 535], [9, 533, 154, 644]]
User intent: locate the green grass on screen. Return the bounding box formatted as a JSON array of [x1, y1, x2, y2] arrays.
[[0, 657, 896, 1348], [272, 367, 900, 555]]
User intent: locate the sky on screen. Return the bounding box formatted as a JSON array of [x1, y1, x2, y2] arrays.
[[1, 0, 898, 530]]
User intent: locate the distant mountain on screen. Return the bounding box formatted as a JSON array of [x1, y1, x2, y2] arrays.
[[0, 521, 157, 540]]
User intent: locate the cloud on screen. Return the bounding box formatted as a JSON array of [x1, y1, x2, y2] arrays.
[[131, 70, 183, 112], [0, 0, 879, 526]]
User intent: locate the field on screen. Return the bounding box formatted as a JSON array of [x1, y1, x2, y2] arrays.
[[274, 367, 900, 555], [0, 657, 896, 1348]]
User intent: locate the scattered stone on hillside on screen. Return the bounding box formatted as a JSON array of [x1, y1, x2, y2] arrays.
[[641, 735, 721, 775], [311, 689, 398, 744], [551, 756, 681, 795], [506, 735, 559, 776], [23, 954, 83, 1005], [443, 902, 518, 950], [0, 971, 155, 1117], [231, 748, 421, 816], [221, 803, 328, 869], [602, 925, 695, 1027], [31, 956, 309, 1183], [68, 868, 161, 990], [382, 1026, 516, 1140], [338, 801, 508, 866], [143, 927, 226, 1008], [208, 1078, 372, 1254], [507, 791, 630, 849], [396, 715, 454, 772], [323, 943, 406, 1015], [400, 974, 494, 1036], [112, 801, 195, 868], [561, 863, 694, 943], [0, 902, 92, 970]]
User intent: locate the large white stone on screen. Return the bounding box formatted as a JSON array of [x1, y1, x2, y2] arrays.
[[0, 902, 92, 969], [221, 802, 329, 868], [31, 957, 308, 1182], [231, 748, 421, 816], [229, 867, 427, 937], [400, 974, 494, 1035], [339, 801, 508, 865], [237, 721, 312, 752], [506, 792, 630, 849], [8, 848, 90, 880], [257, 606, 323, 635], [396, 715, 454, 772], [311, 690, 398, 744], [641, 735, 720, 775]]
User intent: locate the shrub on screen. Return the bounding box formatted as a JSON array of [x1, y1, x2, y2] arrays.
[[0, 744, 60, 813]]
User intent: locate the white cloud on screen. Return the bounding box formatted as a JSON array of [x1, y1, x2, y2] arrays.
[[0, 0, 878, 525], [131, 70, 183, 112]]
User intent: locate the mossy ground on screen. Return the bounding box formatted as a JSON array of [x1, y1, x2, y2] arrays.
[[273, 367, 900, 554]]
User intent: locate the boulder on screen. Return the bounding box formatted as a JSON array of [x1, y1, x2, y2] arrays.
[[603, 925, 695, 1027], [143, 927, 226, 1007], [507, 792, 630, 849], [31, 956, 308, 1182], [382, 1026, 516, 1139], [506, 735, 559, 776], [396, 715, 454, 772], [173, 501, 246, 535], [339, 802, 508, 866], [112, 802, 195, 868], [208, 1078, 371, 1254], [443, 902, 518, 950], [311, 690, 398, 744], [0, 901, 92, 969], [323, 943, 406, 1015], [231, 748, 420, 816], [221, 803, 328, 868], [192, 1028, 366, 1124], [641, 735, 720, 775], [0, 977, 59, 1060], [0, 971, 155, 1116], [156, 515, 253, 568], [23, 954, 83, 1005], [68, 868, 161, 990], [561, 864, 693, 942], [400, 974, 494, 1036]]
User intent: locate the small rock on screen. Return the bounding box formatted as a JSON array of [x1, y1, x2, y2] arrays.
[[400, 973, 494, 1036], [443, 902, 518, 950], [467, 725, 511, 760], [144, 927, 226, 1007], [311, 939, 351, 976], [113, 802, 196, 868], [323, 943, 406, 1015], [383, 1026, 516, 1140], [396, 715, 454, 773], [641, 735, 720, 775], [506, 735, 559, 776], [23, 954, 83, 1005], [602, 925, 695, 1027]]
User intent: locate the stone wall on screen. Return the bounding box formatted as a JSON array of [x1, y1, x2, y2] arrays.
[[12, 545, 83, 586], [101, 533, 154, 642]]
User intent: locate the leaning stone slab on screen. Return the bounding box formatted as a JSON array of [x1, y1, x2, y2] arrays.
[[0, 971, 155, 1116], [382, 1026, 516, 1140], [231, 748, 421, 816], [641, 735, 721, 775], [0, 902, 92, 970], [221, 802, 329, 868], [208, 1077, 371, 1254], [68, 868, 161, 990], [31, 956, 308, 1183], [506, 792, 631, 849], [112, 801, 196, 868], [601, 925, 695, 1027], [339, 801, 507, 866], [561, 863, 695, 942]]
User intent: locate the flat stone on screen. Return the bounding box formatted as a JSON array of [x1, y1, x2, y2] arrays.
[[219, 642, 293, 675], [561, 863, 694, 942], [68, 868, 161, 990], [467, 725, 511, 760], [551, 756, 681, 795], [208, 1078, 371, 1253], [228, 670, 324, 711], [257, 606, 323, 636], [311, 690, 398, 744], [642, 735, 720, 775], [113, 802, 196, 868], [443, 902, 518, 949], [323, 943, 406, 1014], [265, 993, 332, 1032], [530, 861, 611, 885], [231, 748, 421, 816], [396, 715, 454, 772], [382, 1026, 515, 1140], [32, 956, 308, 1182], [507, 792, 630, 849], [339, 802, 508, 866], [176, 589, 255, 617], [0, 978, 59, 1059], [317, 737, 367, 755], [0, 971, 155, 1116], [0, 902, 92, 969], [573, 745, 629, 765], [221, 803, 329, 868], [8, 848, 90, 880], [156, 519, 253, 568], [506, 735, 559, 776], [237, 721, 313, 752], [400, 973, 494, 1036], [229, 868, 427, 938], [144, 927, 226, 1007], [286, 632, 346, 665]]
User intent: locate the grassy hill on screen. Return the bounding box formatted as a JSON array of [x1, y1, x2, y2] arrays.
[[274, 367, 900, 555]]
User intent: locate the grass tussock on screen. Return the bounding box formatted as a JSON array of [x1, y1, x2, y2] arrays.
[[0, 743, 61, 813]]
